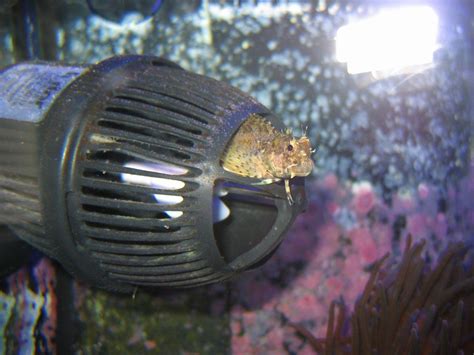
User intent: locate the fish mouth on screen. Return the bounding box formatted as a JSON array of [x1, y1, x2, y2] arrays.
[[289, 160, 314, 177]]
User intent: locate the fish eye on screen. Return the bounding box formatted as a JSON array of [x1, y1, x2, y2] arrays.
[[287, 144, 294, 151]]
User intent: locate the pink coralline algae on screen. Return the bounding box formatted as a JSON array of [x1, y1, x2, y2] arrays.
[[351, 182, 376, 216], [407, 213, 430, 239], [348, 227, 378, 263], [230, 159, 474, 353], [231, 333, 254, 355], [417, 183, 430, 200], [277, 291, 321, 324]]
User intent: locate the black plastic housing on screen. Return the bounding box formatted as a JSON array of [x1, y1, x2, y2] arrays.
[[0, 55, 307, 292]]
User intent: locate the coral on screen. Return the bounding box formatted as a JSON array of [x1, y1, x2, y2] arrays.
[[230, 158, 474, 351], [0, 258, 57, 355], [292, 236, 474, 354], [0, 291, 15, 355]]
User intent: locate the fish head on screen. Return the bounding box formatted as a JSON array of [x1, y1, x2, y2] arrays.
[[268, 134, 314, 179], [284, 136, 314, 178]]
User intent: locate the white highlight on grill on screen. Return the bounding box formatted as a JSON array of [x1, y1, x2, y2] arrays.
[[122, 162, 186, 218], [121, 162, 230, 222]]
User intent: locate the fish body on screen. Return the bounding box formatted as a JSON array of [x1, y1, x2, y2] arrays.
[[221, 114, 314, 203]]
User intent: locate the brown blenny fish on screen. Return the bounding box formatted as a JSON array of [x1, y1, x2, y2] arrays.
[[221, 114, 314, 204]]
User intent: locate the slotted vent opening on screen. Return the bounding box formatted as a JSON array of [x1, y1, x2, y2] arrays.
[[81, 204, 160, 218], [86, 234, 183, 246], [104, 106, 204, 136], [80, 100, 203, 221], [84, 220, 180, 233], [113, 93, 211, 127], [96, 119, 195, 148], [84, 150, 201, 177], [80, 160, 188, 220], [89, 133, 193, 162], [83, 168, 122, 182], [81, 185, 143, 201], [97, 117, 200, 148], [123, 86, 217, 117], [121, 161, 186, 218]]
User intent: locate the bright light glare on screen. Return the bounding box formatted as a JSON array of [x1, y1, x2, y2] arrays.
[[122, 162, 186, 219], [121, 162, 230, 222], [336, 6, 439, 74]]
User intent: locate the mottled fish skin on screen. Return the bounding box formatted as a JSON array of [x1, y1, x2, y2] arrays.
[[221, 114, 314, 184]]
